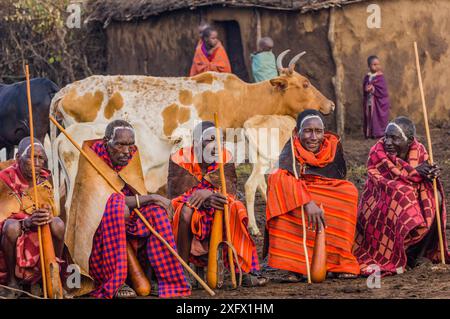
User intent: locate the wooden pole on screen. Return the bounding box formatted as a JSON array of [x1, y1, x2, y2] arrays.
[[328, 7, 345, 137], [413, 42, 446, 264], [213, 113, 237, 289], [26, 67, 63, 299], [49, 116, 215, 296], [255, 9, 261, 46], [290, 135, 311, 283], [25, 65, 47, 298]]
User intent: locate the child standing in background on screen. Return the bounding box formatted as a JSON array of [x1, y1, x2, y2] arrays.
[[251, 37, 278, 83], [363, 55, 390, 139]]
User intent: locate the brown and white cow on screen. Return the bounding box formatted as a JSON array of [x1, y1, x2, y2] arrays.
[[51, 51, 334, 225]]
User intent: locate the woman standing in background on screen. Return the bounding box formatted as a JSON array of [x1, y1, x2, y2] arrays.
[[363, 55, 390, 139]]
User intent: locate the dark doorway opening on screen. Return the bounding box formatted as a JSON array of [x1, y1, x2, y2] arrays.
[[214, 20, 249, 82]]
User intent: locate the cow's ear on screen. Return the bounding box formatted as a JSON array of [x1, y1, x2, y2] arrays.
[[270, 78, 289, 91]]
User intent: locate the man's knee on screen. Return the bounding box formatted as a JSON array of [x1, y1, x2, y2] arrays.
[[180, 206, 193, 226], [2, 220, 22, 243], [50, 217, 65, 240]]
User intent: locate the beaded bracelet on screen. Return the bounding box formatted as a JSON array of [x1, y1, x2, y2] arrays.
[[135, 194, 141, 209]]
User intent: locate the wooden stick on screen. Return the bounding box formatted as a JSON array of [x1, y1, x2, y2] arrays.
[[290, 135, 311, 283], [213, 113, 237, 289], [49, 116, 215, 296], [413, 42, 446, 264], [25, 65, 47, 298]]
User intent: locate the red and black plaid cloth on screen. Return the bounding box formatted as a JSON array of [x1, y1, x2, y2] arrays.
[[88, 141, 190, 298], [353, 139, 449, 275]]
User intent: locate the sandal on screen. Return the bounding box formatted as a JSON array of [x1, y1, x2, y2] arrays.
[[242, 274, 269, 287], [335, 273, 358, 279], [115, 284, 137, 299], [261, 257, 278, 273], [280, 272, 305, 283]]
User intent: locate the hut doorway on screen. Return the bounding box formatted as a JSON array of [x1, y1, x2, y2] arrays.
[[214, 20, 249, 82]]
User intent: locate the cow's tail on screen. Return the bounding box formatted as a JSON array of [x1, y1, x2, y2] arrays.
[[51, 122, 61, 214]]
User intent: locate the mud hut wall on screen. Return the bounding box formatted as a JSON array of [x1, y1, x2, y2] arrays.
[[106, 10, 201, 76], [332, 0, 450, 133]]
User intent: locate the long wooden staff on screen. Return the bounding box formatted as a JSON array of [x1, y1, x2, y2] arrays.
[[213, 113, 237, 289], [290, 134, 312, 283], [414, 42, 446, 264], [49, 116, 215, 296], [25, 66, 63, 298]]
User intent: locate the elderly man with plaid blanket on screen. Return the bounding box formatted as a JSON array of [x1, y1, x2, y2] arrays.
[[354, 116, 449, 275]]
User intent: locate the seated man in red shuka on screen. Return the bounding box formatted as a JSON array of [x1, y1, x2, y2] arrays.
[[0, 137, 65, 298], [66, 120, 191, 299]]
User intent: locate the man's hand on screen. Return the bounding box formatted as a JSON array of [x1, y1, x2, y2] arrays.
[[204, 193, 228, 210], [366, 84, 374, 93], [148, 194, 172, 211], [304, 201, 326, 232], [416, 162, 441, 181], [188, 189, 213, 209], [26, 205, 52, 228], [149, 194, 175, 220]]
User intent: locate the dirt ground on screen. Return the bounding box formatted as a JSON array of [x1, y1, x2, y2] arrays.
[[190, 125, 450, 299]]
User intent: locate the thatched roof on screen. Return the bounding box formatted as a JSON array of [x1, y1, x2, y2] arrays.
[[86, 0, 366, 26]]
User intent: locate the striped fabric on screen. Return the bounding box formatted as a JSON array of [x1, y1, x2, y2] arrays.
[[266, 170, 360, 276], [172, 189, 259, 274]]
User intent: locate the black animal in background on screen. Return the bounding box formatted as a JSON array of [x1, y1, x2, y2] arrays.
[[0, 78, 59, 159]]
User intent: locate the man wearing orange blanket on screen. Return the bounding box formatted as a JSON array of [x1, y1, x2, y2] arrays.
[[266, 110, 360, 281], [168, 121, 266, 287], [190, 27, 231, 76]]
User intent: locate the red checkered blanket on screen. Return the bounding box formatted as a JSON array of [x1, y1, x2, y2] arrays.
[[88, 141, 190, 298], [353, 139, 449, 275]]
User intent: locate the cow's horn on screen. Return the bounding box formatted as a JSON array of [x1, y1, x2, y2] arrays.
[[288, 51, 306, 73], [276, 49, 290, 71]]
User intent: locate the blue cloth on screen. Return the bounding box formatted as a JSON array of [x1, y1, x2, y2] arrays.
[[251, 51, 278, 83]]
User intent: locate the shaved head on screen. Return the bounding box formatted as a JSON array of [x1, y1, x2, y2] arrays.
[[17, 137, 44, 158], [104, 119, 134, 142], [104, 119, 136, 167], [198, 22, 210, 37], [192, 121, 222, 164], [258, 37, 274, 51], [16, 136, 47, 181], [392, 116, 416, 141]]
